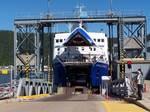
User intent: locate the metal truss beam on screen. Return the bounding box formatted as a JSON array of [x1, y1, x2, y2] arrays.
[[14, 23, 46, 78], [14, 16, 146, 25], [14, 15, 147, 80]]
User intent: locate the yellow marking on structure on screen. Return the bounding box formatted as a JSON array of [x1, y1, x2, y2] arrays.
[[1, 69, 9, 75], [26, 53, 29, 80], [17, 94, 49, 100], [121, 60, 125, 79], [120, 48, 125, 79], [102, 101, 147, 112]]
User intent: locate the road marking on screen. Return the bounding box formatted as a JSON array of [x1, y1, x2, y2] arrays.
[[102, 101, 147, 112]]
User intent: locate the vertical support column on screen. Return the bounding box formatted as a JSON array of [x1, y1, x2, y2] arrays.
[[117, 24, 120, 61], [48, 54, 50, 83], [35, 25, 44, 75], [35, 25, 41, 73], [143, 21, 147, 59], [48, 24, 53, 84], [9, 65, 13, 88], [34, 30, 37, 74], [26, 53, 29, 80], [108, 23, 113, 78], [118, 18, 125, 79], [14, 25, 17, 76], [40, 26, 44, 73]]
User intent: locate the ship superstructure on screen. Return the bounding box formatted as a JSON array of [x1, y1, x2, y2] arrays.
[[53, 26, 109, 90], [53, 27, 108, 64]]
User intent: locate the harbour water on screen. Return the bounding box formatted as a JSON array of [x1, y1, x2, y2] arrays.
[[0, 75, 10, 84]]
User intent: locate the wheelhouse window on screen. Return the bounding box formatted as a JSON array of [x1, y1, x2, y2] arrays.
[[101, 39, 104, 42], [82, 47, 84, 51], [90, 47, 92, 51], [97, 39, 100, 42], [56, 39, 59, 43], [60, 39, 63, 43], [57, 48, 60, 51]]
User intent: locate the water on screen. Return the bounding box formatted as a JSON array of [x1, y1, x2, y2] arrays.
[[0, 75, 10, 84], [0, 71, 48, 84]]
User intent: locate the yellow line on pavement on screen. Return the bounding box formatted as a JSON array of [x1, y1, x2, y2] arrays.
[[17, 94, 49, 100], [102, 101, 147, 112]]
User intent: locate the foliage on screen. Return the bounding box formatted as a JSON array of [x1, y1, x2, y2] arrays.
[[0, 30, 149, 66], [0, 30, 13, 66]]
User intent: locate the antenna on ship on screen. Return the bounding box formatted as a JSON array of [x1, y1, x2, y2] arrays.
[[69, 5, 87, 31], [79, 20, 83, 28]]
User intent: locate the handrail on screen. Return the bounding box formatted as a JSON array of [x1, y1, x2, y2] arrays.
[[0, 80, 19, 99]]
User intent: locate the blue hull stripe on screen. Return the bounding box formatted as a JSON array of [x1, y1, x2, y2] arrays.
[[91, 62, 109, 87]]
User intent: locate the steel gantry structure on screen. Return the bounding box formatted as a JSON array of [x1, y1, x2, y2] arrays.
[[14, 15, 147, 80]]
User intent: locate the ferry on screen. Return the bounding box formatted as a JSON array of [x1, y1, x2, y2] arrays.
[[53, 25, 109, 91]]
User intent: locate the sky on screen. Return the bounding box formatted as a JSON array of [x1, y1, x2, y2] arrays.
[[0, 0, 150, 33]]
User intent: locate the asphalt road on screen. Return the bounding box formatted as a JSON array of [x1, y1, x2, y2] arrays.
[[0, 93, 147, 112], [37, 93, 105, 101], [0, 94, 106, 112]]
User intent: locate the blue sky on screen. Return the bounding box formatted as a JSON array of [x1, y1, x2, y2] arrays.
[[0, 0, 150, 33]]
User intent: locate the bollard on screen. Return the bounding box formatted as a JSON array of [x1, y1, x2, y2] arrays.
[[102, 76, 110, 100]]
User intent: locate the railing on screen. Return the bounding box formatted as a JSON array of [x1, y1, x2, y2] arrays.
[[15, 10, 143, 20], [110, 78, 128, 98], [110, 72, 139, 98], [124, 73, 138, 98], [15, 72, 48, 81], [63, 58, 92, 63], [57, 54, 108, 64], [16, 78, 52, 97], [0, 81, 18, 99]]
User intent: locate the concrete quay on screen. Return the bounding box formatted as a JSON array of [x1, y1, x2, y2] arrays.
[[125, 80, 150, 111]]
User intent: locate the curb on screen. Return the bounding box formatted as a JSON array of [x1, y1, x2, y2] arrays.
[[0, 98, 18, 103], [17, 94, 50, 101], [124, 97, 150, 112]]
